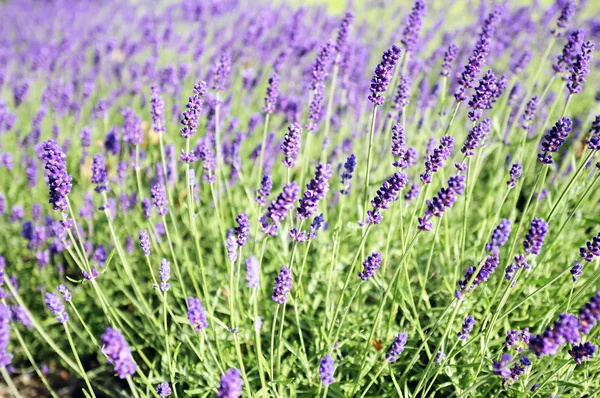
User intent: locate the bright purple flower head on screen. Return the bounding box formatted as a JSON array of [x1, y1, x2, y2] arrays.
[[553, 30, 584, 74], [40, 140, 72, 211], [418, 174, 465, 231], [441, 43, 459, 77], [567, 41, 594, 95], [264, 73, 280, 114], [234, 213, 250, 247], [335, 12, 354, 52], [507, 163, 523, 188], [159, 259, 170, 292], [358, 252, 383, 281], [297, 163, 333, 220], [281, 122, 302, 168], [368, 45, 402, 106], [156, 382, 172, 397], [187, 297, 208, 331], [569, 342, 596, 365], [367, 171, 408, 224], [420, 136, 454, 184], [139, 230, 151, 256], [0, 304, 13, 367], [538, 117, 572, 164], [100, 327, 137, 379], [401, 0, 426, 53], [261, 182, 299, 236], [553, 0, 576, 35], [391, 75, 411, 112], [151, 182, 168, 216], [319, 354, 335, 386], [57, 284, 71, 302], [272, 266, 292, 304], [493, 354, 512, 378], [529, 313, 580, 357], [213, 53, 232, 92], [523, 218, 549, 255], [462, 118, 491, 156], [458, 315, 476, 340], [91, 154, 109, 193], [45, 292, 68, 323], [150, 85, 166, 133], [587, 115, 600, 150], [256, 174, 272, 206], [340, 154, 356, 195], [180, 80, 207, 139], [386, 332, 407, 362], [486, 219, 512, 253], [218, 368, 242, 398], [580, 231, 600, 262]]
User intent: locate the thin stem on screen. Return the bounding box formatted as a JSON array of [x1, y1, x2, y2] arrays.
[[64, 323, 96, 398], [362, 105, 378, 220]]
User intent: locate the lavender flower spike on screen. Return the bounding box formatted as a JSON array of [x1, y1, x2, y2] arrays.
[[458, 315, 475, 340], [218, 368, 243, 398], [260, 182, 299, 236], [256, 175, 272, 206], [40, 140, 72, 211], [507, 163, 523, 188], [187, 297, 208, 331], [297, 163, 333, 220], [100, 327, 138, 378], [150, 85, 166, 133], [401, 0, 426, 53], [281, 122, 302, 168], [418, 174, 466, 231], [567, 41, 594, 95], [538, 117, 572, 164], [368, 45, 402, 106], [358, 252, 383, 281], [340, 154, 356, 195], [263, 72, 280, 114], [234, 213, 250, 247], [386, 332, 407, 362], [367, 171, 408, 224], [272, 266, 292, 304], [91, 154, 109, 193], [45, 292, 68, 323], [0, 304, 12, 367], [319, 354, 335, 386], [523, 218, 549, 255]]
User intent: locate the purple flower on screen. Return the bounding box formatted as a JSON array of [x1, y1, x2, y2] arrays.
[[358, 252, 383, 281], [256, 175, 272, 206], [340, 154, 356, 195], [297, 163, 333, 220], [213, 53, 232, 92], [40, 140, 72, 211], [578, 291, 600, 334], [281, 122, 302, 168], [310, 42, 335, 90], [11, 306, 32, 329], [367, 171, 408, 224], [570, 262, 583, 282], [458, 315, 475, 340], [45, 292, 68, 323], [434, 350, 446, 365], [461, 118, 491, 156], [529, 313, 580, 357], [122, 108, 143, 145], [401, 0, 426, 53], [567, 41, 594, 95], [0, 304, 13, 367], [368, 45, 402, 106], [159, 259, 170, 292], [226, 232, 238, 263], [272, 266, 292, 304], [492, 354, 512, 379], [457, 254, 499, 294], [553, 0, 576, 35], [569, 342, 596, 364], [100, 327, 138, 379], [234, 213, 250, 247], [523, 218, 549, 255], [261, 182, 299, 236], [418, 174, 466, 231], [386, 332, 407, 362], [420, 136, 454, 184], [180, 81, 206, 139], [391, 75, 411, 112], [486, 219, 512, 253], [139, 230, 151, 256], [391, 123, 408, 167], [151, 182, 168, 216], [217, 368, 242, 398], [511, 50, 532, 75], [319, 354, 335, 386], [245, 256, 260, 288], [404, 182, 419, 202], [156, 382, 172, 397], [505, 330, 520, 348], [263, 73, 280, 114], [468, 70, 500, 121], [521, 96, 539, 132], [441, 43, 459, 76], [538, 117, 572, 164], [91, 154, 109, 193], [308, 213, 325, 239], [507, 163, 523, 188], [335, 12, 354, 52], [57, 284, 71, 302], [588, 115, 600, 150], [187, 297, 208, 331], [150, 85, 166, 133], [579, 231, 600, 262], [554, 30, 584, 74]]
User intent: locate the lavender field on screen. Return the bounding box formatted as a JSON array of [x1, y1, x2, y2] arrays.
[[1, 0, 600, 397]]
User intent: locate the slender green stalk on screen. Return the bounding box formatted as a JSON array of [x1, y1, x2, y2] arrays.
[[362, 105, 378, 220], [64, 323, 96, 397], [0, 366, 21, 398]]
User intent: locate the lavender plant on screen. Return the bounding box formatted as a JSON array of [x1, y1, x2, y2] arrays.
[[1, 1, 600, 397]]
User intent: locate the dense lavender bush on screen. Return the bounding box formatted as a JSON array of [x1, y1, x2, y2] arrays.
[[0, 0, 600, 397]]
